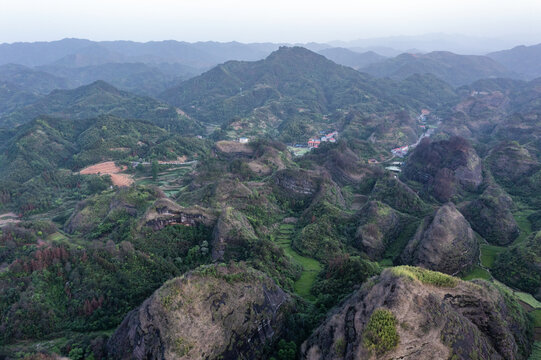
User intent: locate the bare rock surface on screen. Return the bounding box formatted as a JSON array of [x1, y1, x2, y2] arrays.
[[401, 203, 478, 275], [301, 267, 532, 360], [108, 263, 293, 360]]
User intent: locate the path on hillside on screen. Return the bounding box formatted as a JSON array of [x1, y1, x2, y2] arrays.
[[275, 224, 322, 300]]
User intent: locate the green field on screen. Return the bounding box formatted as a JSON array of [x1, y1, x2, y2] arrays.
[[514, 291, 541, 309], [480, 243, 505, 269], [288, 146, 311, 157], [461, 265, 492, 281], [530, 342, 541, 360], [275, 224, 322, 300], [46, 232, 68, 242], [514, 209, 534, 245]]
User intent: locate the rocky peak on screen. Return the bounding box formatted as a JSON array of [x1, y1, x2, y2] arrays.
[[301, 267, 532, 360], [107, 263, 293, 360], [401, 203, 478, 275]]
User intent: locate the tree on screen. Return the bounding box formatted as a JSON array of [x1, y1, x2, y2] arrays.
[[151, 160, 159, 181]]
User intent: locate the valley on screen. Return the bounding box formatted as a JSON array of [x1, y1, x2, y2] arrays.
[[0, 40, 541, 360]]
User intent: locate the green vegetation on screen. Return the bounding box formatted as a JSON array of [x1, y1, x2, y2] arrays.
[[381, 217, 419, 263], [162, 47, 458, 143], [493, 231, 541, 297], [0, 186, 213, 347], [461, 265, 492, 281], [514, 208, 534, 244], [0, 115, 210, 215], [363, 309, 399, 355], [312, 255, 380, 311], [480, 243, 505, 269], [392, 266, 459, 287], [529, 342, 541, 360], [275, 224, 322, 299], [530, 310, 541, 327], [0, 80, 203, 133], [2, 43, 541, 359], [514, 292, 541, 309]]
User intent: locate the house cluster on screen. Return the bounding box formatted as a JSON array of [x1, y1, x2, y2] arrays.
[[238, 137, 249, 144], [471, 90, 490, 97], [391, 145, 409, 157], [418, 109, 430, 122], [308, 131, 338, 149]]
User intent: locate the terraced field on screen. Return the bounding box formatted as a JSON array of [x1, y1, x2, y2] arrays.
[[275, 224, 322, 300], [136, 163, 195, 197]]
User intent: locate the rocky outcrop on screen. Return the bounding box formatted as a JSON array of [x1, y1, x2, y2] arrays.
[[215, 140, 254, 157], [402, 137, 482, 202], [140, 198, 216, 231], [274, 169, 320, 198], [487, 141, 540, 184], [301, 267, 532, 360], [401, 203, 478, 275], [460, 185, 519, 245], [211, 207, 258, 261], [107, 263, 293, 360], [354, 201, 402, 260]]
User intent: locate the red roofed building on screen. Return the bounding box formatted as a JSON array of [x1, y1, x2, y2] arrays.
[[308, 139, 321, 148]]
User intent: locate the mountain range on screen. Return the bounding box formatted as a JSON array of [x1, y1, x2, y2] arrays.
[[0, 37, 541, 360]]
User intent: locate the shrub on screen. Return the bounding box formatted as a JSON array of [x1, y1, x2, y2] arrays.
[[391, 266, 458, 287], [363, 309, 399, 354]]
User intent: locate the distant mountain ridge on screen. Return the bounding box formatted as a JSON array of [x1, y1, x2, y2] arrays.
[[488, 43, 541, 80], [360, 51, 514, 87], [0, 63, 70, 94], [317, 47, 386, 69], [0, 38, 281, 69]]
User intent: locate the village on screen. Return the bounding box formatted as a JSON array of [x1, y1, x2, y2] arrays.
[[236, 109, 437, 168], [379, 109, 438, 173]]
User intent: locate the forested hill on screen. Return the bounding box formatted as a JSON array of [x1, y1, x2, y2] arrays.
[[0, 80, 203, 133], [160, 46, 458, 142]]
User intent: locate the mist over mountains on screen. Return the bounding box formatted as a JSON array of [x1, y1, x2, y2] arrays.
[[0, 36, 540, 105]]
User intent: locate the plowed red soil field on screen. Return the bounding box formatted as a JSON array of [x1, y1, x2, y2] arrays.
[[80, 161, 133, 187]]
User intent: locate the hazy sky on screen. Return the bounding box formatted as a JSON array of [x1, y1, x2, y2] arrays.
[[1, 0, 541, 44]]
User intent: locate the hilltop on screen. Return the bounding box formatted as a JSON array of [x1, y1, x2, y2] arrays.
[[160, 46, 456, 142]]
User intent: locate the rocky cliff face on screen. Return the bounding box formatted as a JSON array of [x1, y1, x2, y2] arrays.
[[301, 267, 532, 360], [354, 201, 402, 260], [401, 203, 478, 275], [402, 137, 482, 202], [274, 169, 320, 198], [141, 198, 216, 231], [107, 263, 293, 360], [211, 207, 258, 261], [460, 185, 519, 245]]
